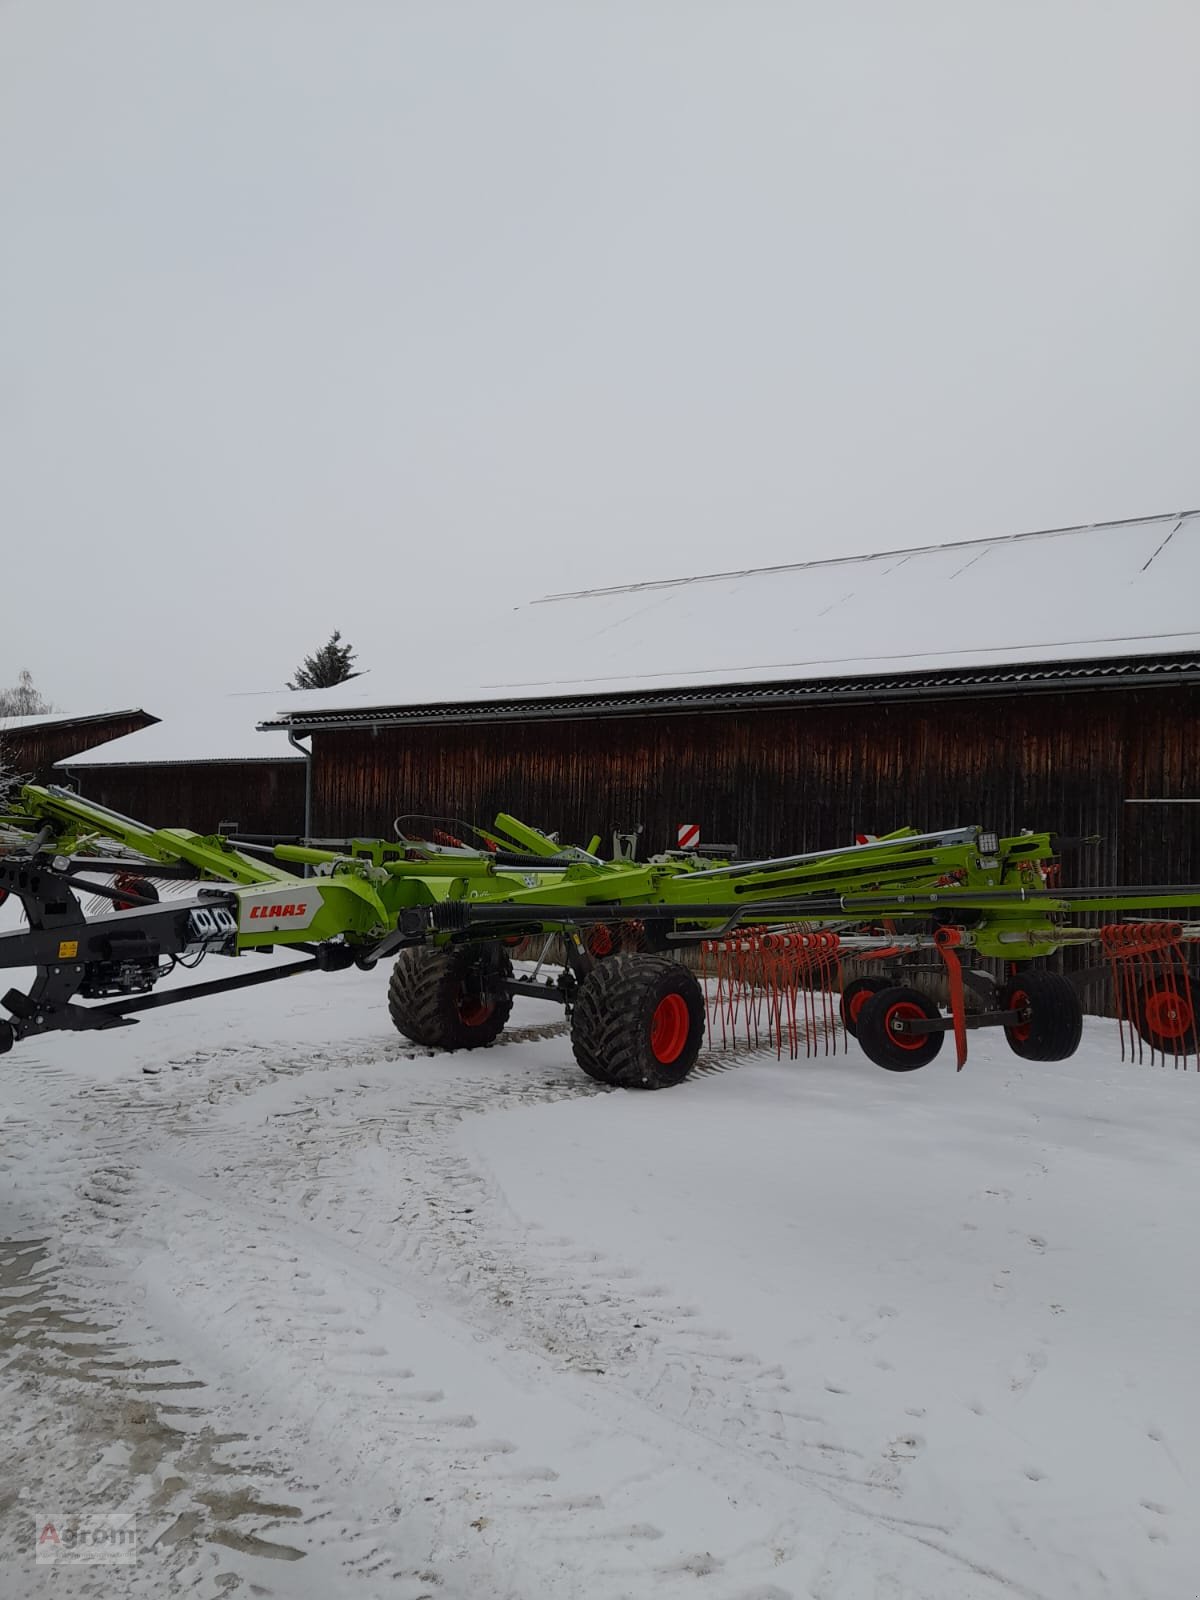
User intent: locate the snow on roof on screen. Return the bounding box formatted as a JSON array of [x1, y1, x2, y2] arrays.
[[57, 692, 304, 768], [267, 509, 1200, 721], [0, 708, 146, 735]]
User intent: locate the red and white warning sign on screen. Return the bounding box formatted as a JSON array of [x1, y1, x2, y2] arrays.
[[677, 823, 701, 850]]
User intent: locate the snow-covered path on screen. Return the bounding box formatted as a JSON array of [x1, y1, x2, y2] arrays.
[[1, 966, 1197, 1599]]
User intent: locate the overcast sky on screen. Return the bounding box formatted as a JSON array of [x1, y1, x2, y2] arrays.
[[2, 1, 1198, 710]]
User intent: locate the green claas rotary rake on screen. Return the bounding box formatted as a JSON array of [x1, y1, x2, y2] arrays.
[[2, 785, 1200, 1087]]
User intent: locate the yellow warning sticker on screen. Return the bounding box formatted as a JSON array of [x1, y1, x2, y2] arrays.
[[57, 940, 79, 959]]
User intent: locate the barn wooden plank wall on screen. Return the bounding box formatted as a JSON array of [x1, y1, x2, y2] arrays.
[[310, 686, 1200, 893], [2, 713, 155, 783], [68, 762, 306, 837]]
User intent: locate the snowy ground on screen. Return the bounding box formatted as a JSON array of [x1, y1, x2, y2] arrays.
[[1, 951, 1198, 1599]]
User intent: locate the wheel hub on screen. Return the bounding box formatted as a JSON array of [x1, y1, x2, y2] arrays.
[[1144, 987, 1193, 1040], [883, 1000, 931, 1051], [650, 993, 690, 1064], [1006, 989, 1032, 1044]]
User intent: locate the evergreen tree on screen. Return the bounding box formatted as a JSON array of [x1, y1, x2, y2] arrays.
[[289, 631, 361, 690]]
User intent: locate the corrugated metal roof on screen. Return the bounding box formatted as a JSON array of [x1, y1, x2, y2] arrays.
[[258, 654, 1200, 729], [264, 510, 1200, 729]]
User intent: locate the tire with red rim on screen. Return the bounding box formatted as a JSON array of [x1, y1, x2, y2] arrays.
[[998, 970, 1082, 1061], [839, 975, 893, 1038], [571, 954, 705, 1089], [113, 874, 159, 911], [387, 943, 513, 1050], [1132, 969, 1199, 1055], [855, 985, 944, 1071]]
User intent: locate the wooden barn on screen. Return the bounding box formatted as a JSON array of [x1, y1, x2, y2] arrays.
[[57, 694, 306, 837], [1, 708, 156, 784], [262, 511, 1200, 892]]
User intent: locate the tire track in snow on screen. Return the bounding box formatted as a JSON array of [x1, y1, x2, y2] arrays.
[[127, 1148, 799, 1599], [2, 1029, 803, 1598], [0, 1229, 323, 1599], [103, 1035, 1047, 1598], [2, 1020, 1050, 1599]]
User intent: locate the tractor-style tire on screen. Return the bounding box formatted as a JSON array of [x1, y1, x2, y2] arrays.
[[855, 986, 945, 1071], [571, 954, 705, 1090], [998, 970, 1083, 1062], [1131, 969, 1199, 1056], [839, 975, 893, 1038], [387, 943, 513, 1051]]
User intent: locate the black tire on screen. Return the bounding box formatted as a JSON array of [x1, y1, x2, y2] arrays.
[[998, 970, 1083, 1061], [855, 985, 945, 1071], [387, 943, 513, 1050], [839, 975, 893, 1038], [1131, 969, 1199, 1055], [571, 953, 705, 1089]]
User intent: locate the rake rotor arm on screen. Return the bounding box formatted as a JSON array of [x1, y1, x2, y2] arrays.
[[11, 785, 296, 885], [842, 886, 1200, 914]]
